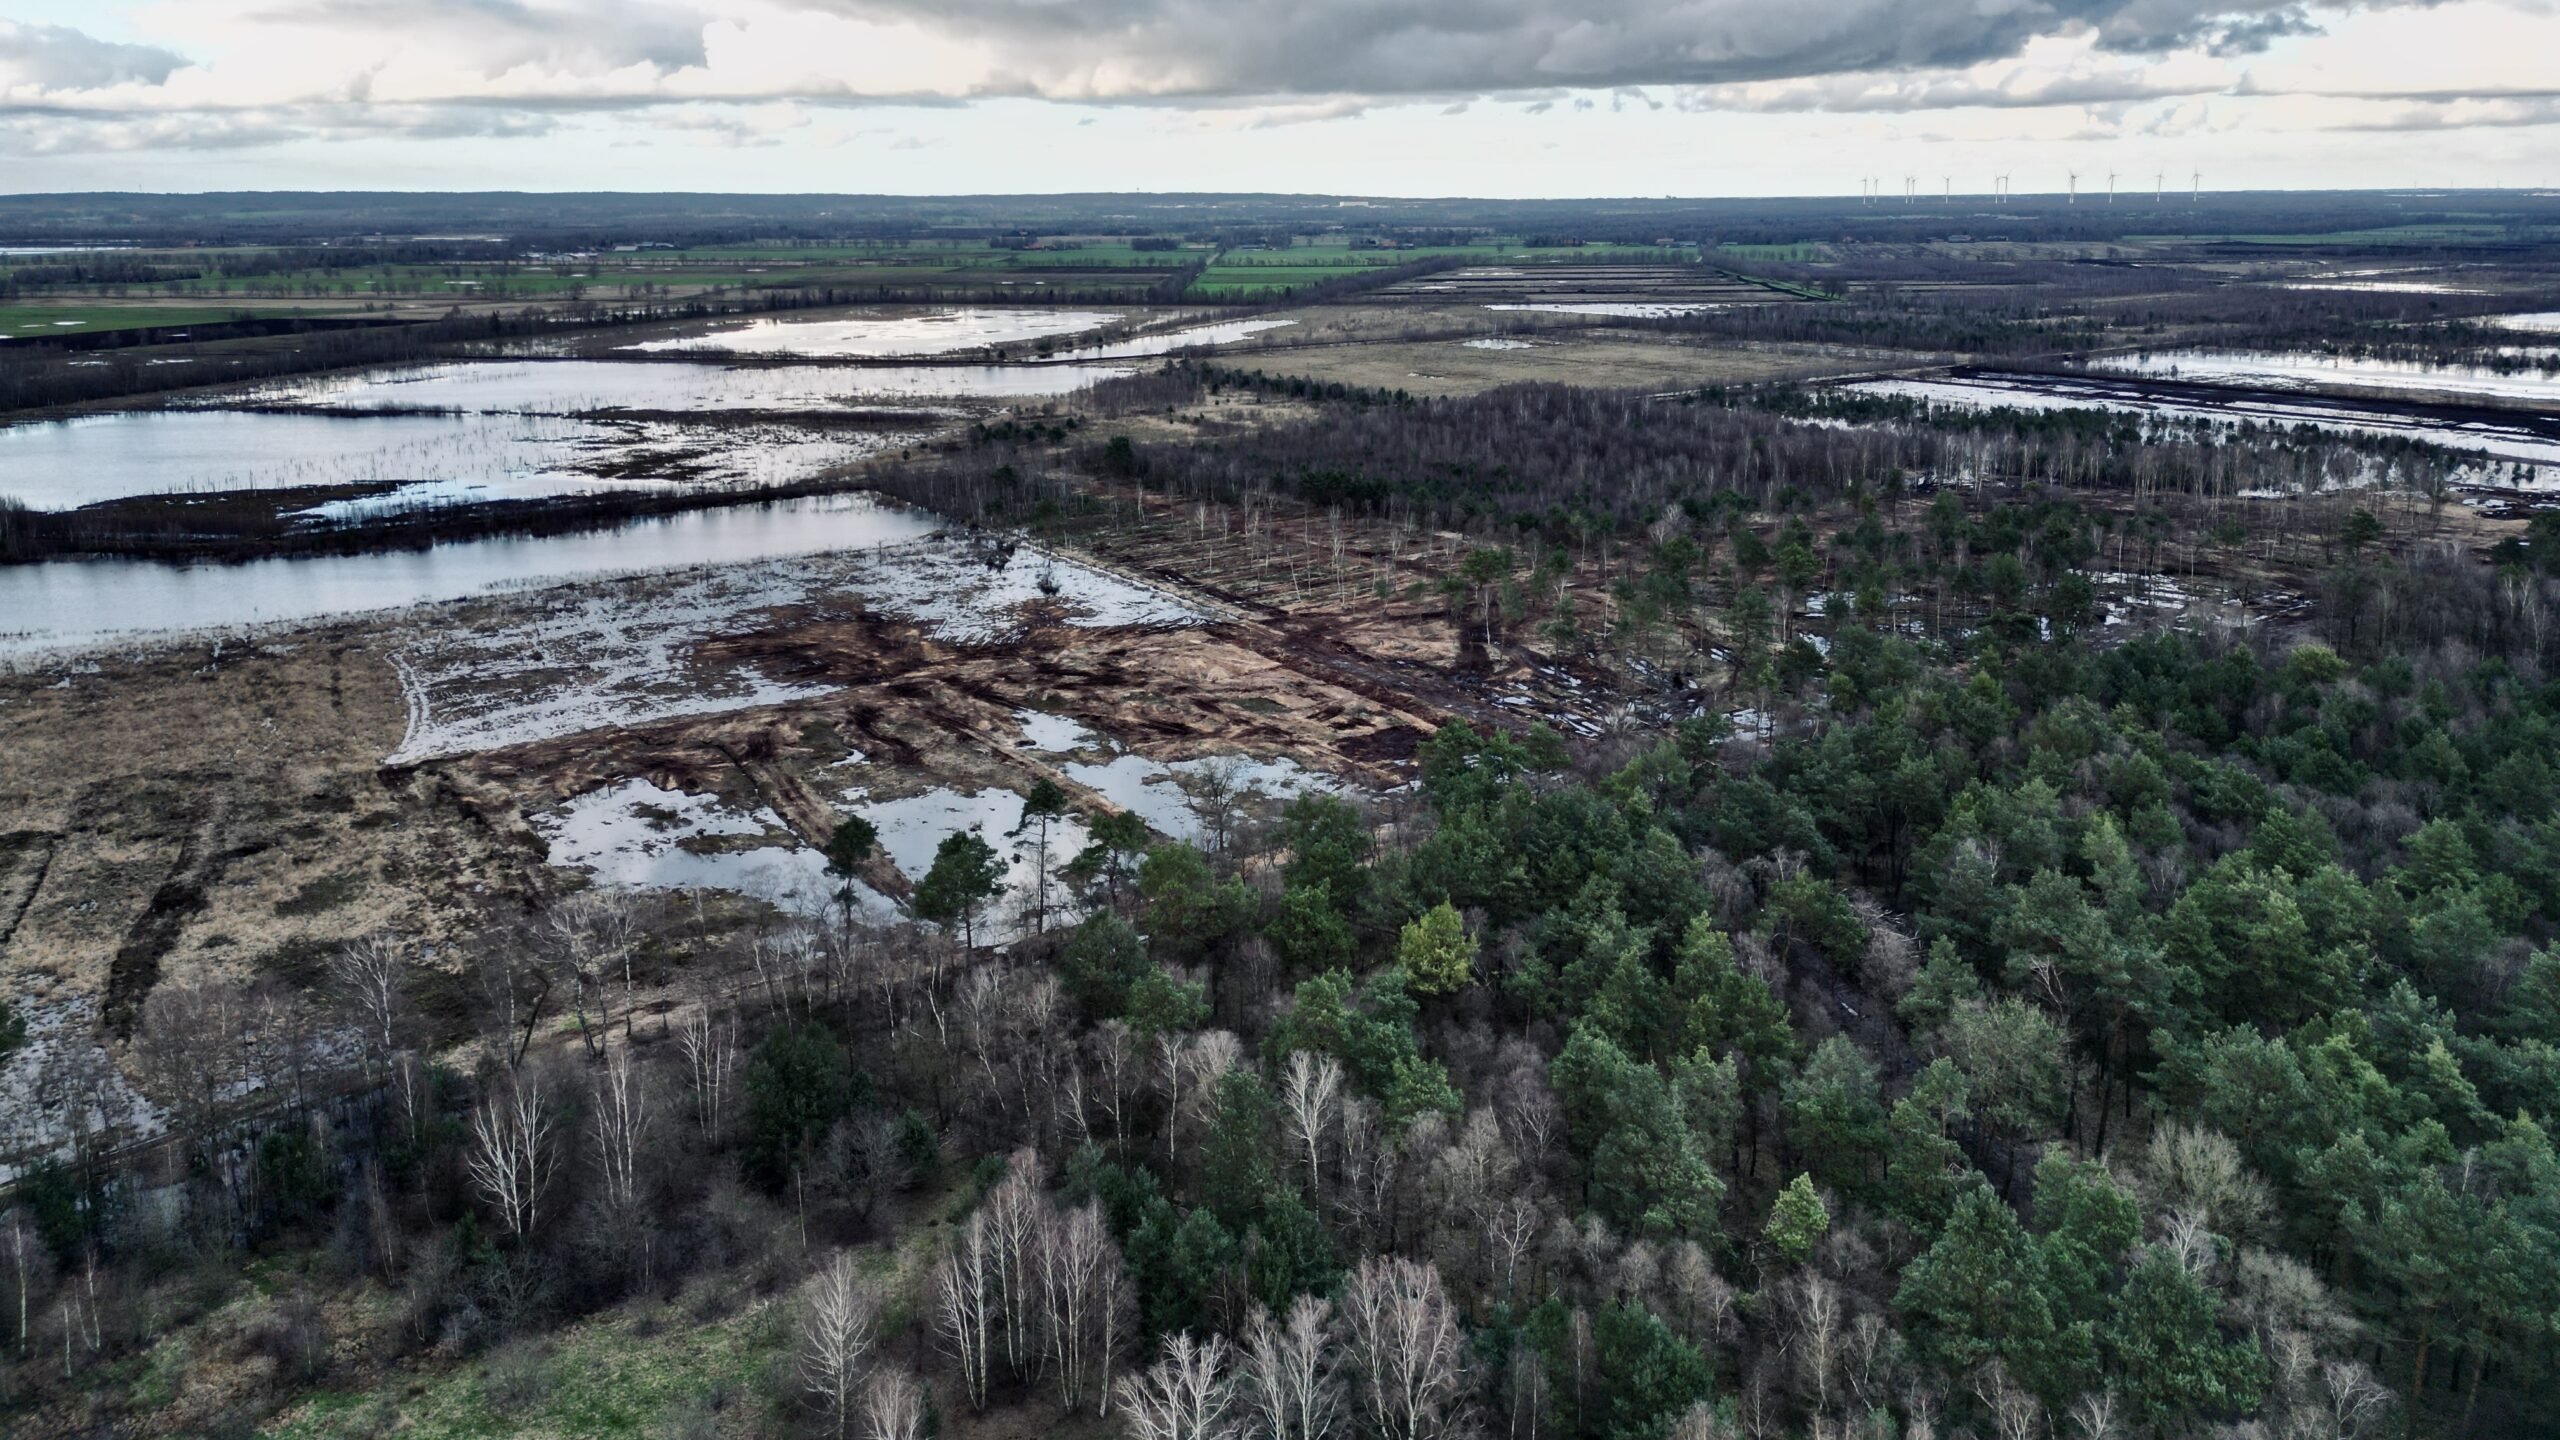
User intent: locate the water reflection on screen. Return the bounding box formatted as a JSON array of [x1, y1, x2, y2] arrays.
[[0, 493, 938, 657]]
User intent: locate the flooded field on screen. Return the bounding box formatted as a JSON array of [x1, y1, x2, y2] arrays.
[[241, 357, 1132, 414], [2280, 278, 2485, 295], [520, 696, 1347, 941], [0, 407, 887, 511], [0, 492, 943, 658], [381, 530, 1207, 763], [1844, 373, 2560, 473], [622, 308, 1123, 358], [2095, 348, 2560, 405], [2, 344, 1145, 514]]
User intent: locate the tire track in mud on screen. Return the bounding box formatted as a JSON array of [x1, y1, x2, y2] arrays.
[[0, 830, 59, 958], [101, 796, 238, 1038]]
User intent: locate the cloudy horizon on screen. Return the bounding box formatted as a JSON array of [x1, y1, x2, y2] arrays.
[[2, 0, 2557, 196]]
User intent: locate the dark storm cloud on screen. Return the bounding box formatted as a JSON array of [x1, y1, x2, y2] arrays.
[[792, 0, 2404, 97], [0, 22, 189, 90]]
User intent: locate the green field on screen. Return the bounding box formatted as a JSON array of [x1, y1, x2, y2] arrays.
[[1184, 241, 1705, 297], [0, 304, 291, 338]]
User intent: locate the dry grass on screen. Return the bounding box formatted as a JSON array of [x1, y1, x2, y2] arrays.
[[1229, 335, 1909, 396]]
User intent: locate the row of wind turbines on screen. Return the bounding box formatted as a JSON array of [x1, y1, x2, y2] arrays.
[[1856, 172, 2204, 203]]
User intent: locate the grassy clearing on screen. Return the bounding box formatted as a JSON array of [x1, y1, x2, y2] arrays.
[[263, 1299, 787, 1440]]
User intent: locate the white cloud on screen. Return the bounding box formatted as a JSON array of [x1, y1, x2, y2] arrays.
[[0, 0, 2552, 183]]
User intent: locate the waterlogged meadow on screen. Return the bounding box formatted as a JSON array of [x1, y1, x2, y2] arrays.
[[2096, 347, 2560, 405]]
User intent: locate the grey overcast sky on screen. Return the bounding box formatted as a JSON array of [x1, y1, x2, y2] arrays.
[[1, 0, 2555, 196]]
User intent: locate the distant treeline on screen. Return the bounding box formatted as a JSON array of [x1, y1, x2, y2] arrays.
[[11, 188, 2554, 250]]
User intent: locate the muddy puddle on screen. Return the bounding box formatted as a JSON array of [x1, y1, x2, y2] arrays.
[[535, 778, 886, 917], [1005, 709, 1342, 848]]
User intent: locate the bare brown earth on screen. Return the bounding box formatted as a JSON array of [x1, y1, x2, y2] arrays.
[[0, 538, 1469, 1035]]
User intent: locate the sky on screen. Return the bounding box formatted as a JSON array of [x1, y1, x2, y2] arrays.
[[0, 0, 2556, 197]]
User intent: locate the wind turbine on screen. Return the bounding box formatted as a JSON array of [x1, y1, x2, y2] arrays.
[[2191, 169, 2201, 203], [1943, 176, 1952, 204], [2155, 170, 2164, 202], [2068, 171, 2079, 204], [2107, 170, 2117, 203]]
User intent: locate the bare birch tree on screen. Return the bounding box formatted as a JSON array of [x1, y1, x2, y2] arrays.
[[590, 1049, 651, 1216], [1240, 1294, 1341, 1440], [677, 1005, 738, 1145], [466, 1068, 560, 1241], [1279, 1050, 1345, 1195], [982, 1149, 1044, 1381], [1091, 1020, 1140, 1142], [800, 1251, 881, 1440], [2, 1208, 40, 1357], [936, 1207, 999, 1411], [1119, 1331, 1239, 1440], [861, 1367, 928, 1440], [329, 932, 412, 1073], [1782, 1271, 1845, 1420], [1487, 1196, 1542, 1300], [1339, 1257, 1470, 1440], [1170, 1030, 1243, 1162], [1038, 1199, 1130, 1416]]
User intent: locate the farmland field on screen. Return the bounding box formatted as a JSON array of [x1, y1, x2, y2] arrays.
[[0, 303, 316, 338]]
